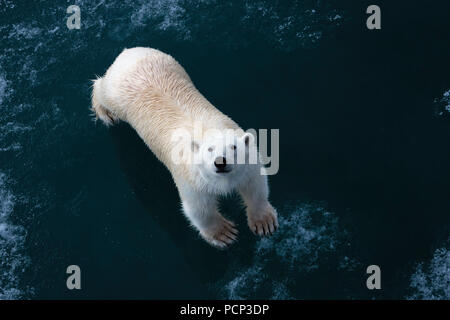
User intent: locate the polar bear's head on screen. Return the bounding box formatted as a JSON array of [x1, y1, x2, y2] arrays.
[[191, 130, 257, 191]]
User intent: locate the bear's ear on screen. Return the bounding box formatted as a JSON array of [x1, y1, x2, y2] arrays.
[[191, 140, 200, 153], [242, 132, 254, 147]]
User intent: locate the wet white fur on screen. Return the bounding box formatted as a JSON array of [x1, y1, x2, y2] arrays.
[[91, 47, 278, 247]]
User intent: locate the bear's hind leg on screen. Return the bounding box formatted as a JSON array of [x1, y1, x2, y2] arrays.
[[180, 189, 238, 248], [91, 77, 119, 126]]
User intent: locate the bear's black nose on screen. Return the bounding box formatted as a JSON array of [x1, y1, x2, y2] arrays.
[[214, 156, 227, 170]]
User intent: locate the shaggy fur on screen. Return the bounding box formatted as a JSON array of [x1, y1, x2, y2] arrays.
[[92, 47, 278, 248]]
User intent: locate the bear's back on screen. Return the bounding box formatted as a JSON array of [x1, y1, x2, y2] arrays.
[[98, 47, 240, 170], [101, 47, 191, 115]]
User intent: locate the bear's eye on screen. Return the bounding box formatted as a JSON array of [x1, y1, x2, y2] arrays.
[[208, 147, 214, 152], [230, 145, 236, 150]]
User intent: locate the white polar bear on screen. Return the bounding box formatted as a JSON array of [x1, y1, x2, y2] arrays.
[[91, 47, 278, 248]]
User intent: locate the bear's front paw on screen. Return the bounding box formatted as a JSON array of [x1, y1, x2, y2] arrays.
[[200, 216, 238, 249], [247, 203, 278, 236]]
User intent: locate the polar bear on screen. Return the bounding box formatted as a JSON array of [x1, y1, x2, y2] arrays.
[[91, 47, 278, 248]]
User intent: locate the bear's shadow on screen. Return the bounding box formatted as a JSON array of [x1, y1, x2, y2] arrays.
[[109, 123, 256, 284]]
